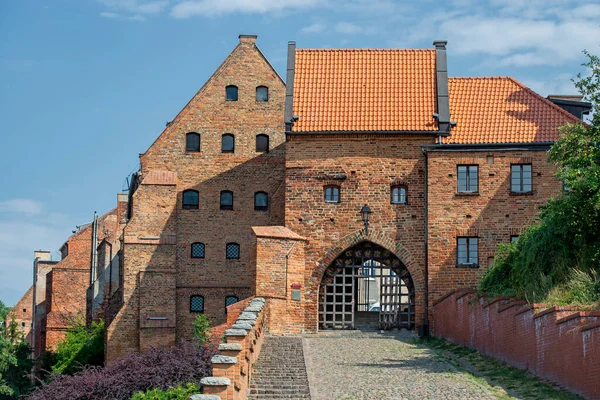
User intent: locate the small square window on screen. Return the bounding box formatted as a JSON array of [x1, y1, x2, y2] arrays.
[[324, 186, 340, 203], [225, 296, 239, 308], [511, 164, 532, 193], [226, 243, 240, 259], [457, 237, 478, 265], [220, 191, 233, 210], [226, 85, 238, 101], [391, 186, 407, 204], [191, 242, 205, 258], [185, 132, 200, 152], [457, 165, 478, 193], [256, 134, 269, 152], [222, 134, 235, 153], [182, 190, 199, 209], [256, 86, 268, 102], [254, 192, 268, 211], [190, 296, 204, 313], [511, 235, 519, 243]]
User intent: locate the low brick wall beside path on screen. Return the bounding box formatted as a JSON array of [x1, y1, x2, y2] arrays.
[[433, 289, 600, 399], [191, 297, 267, 400]]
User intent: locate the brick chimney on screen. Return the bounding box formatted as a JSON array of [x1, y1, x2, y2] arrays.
[[117, 193, 129, 224], [239, 34, 257, 44]]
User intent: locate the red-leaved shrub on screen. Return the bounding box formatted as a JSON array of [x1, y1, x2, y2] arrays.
[[28, 342, 215, 400]]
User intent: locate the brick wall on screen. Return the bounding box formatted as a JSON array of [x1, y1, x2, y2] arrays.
[[427, 149, 562, 321], [5, 286, 33, 344], [107, 35, 286, 362], [433, 290, 600, 399], [285, 134, 432, 332]]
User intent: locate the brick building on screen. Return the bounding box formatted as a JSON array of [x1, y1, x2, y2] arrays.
[[17, 35, 584, 362], [4, 286, 34, 344]]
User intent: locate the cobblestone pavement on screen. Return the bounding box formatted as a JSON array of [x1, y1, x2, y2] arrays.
[[303, 329, 494, 400]]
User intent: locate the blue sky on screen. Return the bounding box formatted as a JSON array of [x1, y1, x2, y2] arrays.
[[1, 0, 599, 306]]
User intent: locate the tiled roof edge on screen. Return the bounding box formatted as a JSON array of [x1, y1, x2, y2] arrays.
[[296, 48, 434, 52]]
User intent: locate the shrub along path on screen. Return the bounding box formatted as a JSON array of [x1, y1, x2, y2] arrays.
[[302, 329, 580, 400]]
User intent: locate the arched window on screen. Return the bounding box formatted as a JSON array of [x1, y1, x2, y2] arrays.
[[226, 243, 240, 259], [256, 86, 268, 102], [225, 296, 239, 308], [220, 190, 233, 210], [256, 134, 269, 152], [324, 185, 340, 203], [191, 242, 205, 258], [222, 134, 235, 153], [225, 85, 238, 101], [254, 191, 268, 211], [185, 132, 200, 152], [190, 295, 204, 312], [391, 186, 407, 204], [182, 190, 199, 209]]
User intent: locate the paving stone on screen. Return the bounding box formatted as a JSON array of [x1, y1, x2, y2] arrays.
[[238, 312, 258, 320], [304, 330, 494, 400], [211, 355, 237, 364], [231, 322, 253, 330], [218, 343, 243, 351], [224, 329, 247, 336]]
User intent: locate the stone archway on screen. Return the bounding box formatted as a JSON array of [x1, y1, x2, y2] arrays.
[[318, 240, 416, 330]]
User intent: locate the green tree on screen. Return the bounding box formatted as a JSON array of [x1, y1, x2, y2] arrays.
[[51, 318, 105, 375], [480, 51, 600, 305], [0, 317, 34, 399], [0, 301, 11, 326], [191, 314, 211, 348]]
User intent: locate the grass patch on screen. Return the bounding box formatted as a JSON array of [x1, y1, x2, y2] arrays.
[[415, 337, 582, 400]]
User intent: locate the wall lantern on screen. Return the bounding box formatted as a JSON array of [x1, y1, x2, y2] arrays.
[[360, 204, 372, 236]]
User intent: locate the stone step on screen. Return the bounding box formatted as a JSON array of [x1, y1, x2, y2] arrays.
[[246, 336, 311, 399]]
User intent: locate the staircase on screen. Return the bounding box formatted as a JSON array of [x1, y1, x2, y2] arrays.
[[247, 336, 311, 399]]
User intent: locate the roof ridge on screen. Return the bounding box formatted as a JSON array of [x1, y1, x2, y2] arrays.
[[449, 76, 513, 80], [297, 48, 434, 52], [507, 77, 583, 124]]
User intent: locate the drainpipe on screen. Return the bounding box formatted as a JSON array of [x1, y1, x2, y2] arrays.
[[421, 147, 430, 338], [284, 41, 296, 133]]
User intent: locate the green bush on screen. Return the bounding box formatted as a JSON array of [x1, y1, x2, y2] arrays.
[[130, 383, 200, 400], [191, 314, 211, 348], [51, 318, 105, 375], [0, 317, 35, 399]]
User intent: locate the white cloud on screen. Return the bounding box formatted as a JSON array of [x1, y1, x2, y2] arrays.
[[100, 11, 120, 18], [0, 199, 43, 216], [300, 23, 325, 35], [334, 22, 363, 35], [170, 0, 320, 18]]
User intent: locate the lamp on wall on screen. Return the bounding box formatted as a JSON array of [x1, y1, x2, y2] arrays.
[[360, 204, 372, 236]]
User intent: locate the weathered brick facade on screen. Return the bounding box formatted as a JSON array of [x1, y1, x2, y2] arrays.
[[105, 35, 286, 362], [12, 35, 583, 365], [4, 285, 34, 344]]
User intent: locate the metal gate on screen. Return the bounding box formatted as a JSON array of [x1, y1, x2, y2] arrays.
[[319, 241, 415, 330]]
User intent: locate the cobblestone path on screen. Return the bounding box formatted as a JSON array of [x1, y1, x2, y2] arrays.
[[303, 330, 494, 400]]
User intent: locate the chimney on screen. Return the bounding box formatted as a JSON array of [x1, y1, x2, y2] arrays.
[[34, 251, 51, 262], [117, 192, 129, 224], [433, 40, 451, 133], [284, 41, 297, 132], [239, 34, 257, 44]]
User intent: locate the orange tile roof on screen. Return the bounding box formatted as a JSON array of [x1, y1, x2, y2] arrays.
[[292, 49, 437, 132], [446, 77, 581, 144], [292, 49, 581, 143]]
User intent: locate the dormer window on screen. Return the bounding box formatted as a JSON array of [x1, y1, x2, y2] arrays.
[[226, 85, 238, 101], [256, 86, 268, 102], [222, 134, 235, 153], [185, 132, 200, 152]]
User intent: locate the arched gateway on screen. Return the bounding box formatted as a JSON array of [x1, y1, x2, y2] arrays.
[[319, 241, 415, 330]]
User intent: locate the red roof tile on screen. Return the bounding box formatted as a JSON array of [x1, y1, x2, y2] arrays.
[[292, 48, 582, 143], [292, 49, 437, 132], [446, 77, 581, 144]]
